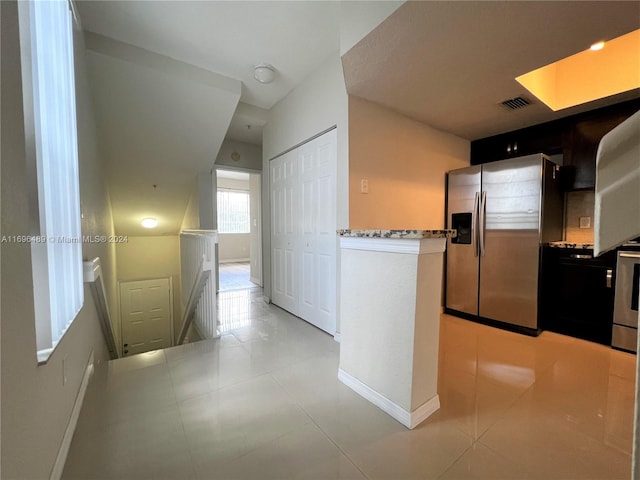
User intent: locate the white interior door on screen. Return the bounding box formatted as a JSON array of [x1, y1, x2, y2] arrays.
[[271, 149, 299, 315], [120, 278, 172, 356], [299, 130, 337, 334], [270, 129, 337, 335]]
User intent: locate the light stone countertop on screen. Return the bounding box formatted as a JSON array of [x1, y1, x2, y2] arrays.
[[547, 241, 594, 249], [337, 229, 456, 239]]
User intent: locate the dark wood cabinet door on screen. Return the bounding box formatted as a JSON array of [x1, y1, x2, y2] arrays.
[[470, 121, 564, 165], [540, 247, 617, 345], [564, 101, 640, 190]]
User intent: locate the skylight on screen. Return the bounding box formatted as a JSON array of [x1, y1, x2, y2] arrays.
[[516, 29, 640, 111]]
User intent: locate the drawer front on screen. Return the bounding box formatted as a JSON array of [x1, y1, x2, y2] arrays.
[[612, 324, 637, 353]]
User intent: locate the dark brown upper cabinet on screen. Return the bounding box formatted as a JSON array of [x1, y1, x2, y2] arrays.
[[470, 120, 564, 165], [563, 100, 640, 190], [470, 98, 640, 191]]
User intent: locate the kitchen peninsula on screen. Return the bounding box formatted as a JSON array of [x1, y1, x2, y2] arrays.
[[337, 229, 455, 428]]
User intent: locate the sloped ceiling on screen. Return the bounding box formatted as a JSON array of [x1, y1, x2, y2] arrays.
[[342, 1, 640, 141], [85, 33, 240, 236], [76, 0, 343, 236]]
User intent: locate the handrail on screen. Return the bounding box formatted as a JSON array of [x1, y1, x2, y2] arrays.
[[180, 229, 218, 237], [83, 257, 119, 360], [176, 255, 212, 345]]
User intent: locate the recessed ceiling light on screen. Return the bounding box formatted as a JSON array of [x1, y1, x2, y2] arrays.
[[590, 41, 605, 51], [141, 217, 158, 228]]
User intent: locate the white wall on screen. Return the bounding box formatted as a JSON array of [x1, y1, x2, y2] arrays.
[[215, 139, 262, 171], [181, 178, 200, 231], [1, 4, 116, 477], [262, 52, 349, 304], [180, 171, 216, 231], [249, 173, 262, 285], [115, 236, 182, 340], [339, 0, 404, 55], [197, 172, 215, 230]]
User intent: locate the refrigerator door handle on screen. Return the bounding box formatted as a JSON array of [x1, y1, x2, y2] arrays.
[[473, 192, 479, 257], [479, 191, 487, 257]]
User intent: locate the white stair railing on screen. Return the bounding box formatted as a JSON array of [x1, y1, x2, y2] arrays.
[[177, 255, 211, 345], [83, 257, 119, 359], [179, 230, 218, 343]]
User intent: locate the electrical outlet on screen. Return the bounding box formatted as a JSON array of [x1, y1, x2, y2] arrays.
[[579, 216, 591, 229], [360, 178, 369, 194]]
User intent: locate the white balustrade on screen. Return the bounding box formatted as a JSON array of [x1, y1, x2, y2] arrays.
[[179, 230, 218, 341]]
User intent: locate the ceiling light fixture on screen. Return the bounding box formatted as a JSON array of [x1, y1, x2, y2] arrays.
[[253, 64, 276, 84], [141, 217, 158, 228], [590, 41, 605, 51]]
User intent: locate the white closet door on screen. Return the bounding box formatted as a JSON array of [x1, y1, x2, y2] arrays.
[[270, 129, 337, 335], [270, 149, 299, 315], [299, 130, 337, 334]]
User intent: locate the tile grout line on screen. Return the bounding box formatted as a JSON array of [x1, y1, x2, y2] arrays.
[[166, 353, 201, 479], [268, 369, 372, 480]]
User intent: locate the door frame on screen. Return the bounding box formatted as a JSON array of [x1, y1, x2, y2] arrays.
[[214, 167, 263, 291], [117, 276, 174, 352]]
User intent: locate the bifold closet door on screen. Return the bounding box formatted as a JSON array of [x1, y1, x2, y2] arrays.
[[270, 149, 299, 315], [270, 129, 337, 335], [299, 130, 337, 334]]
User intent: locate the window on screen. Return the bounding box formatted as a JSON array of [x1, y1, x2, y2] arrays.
[[19, 0, 84, 361], [217, 190, 250, 233]]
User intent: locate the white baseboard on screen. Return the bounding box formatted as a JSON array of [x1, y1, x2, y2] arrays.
[[219, 258, 250, 264], [333, 332, 342, 343], [338, 368, 439, 429], [50, 350, 95, 480]]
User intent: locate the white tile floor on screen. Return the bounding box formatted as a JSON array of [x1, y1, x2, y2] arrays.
[[218, 262, 258, 292], [63, 288, 636, 479]]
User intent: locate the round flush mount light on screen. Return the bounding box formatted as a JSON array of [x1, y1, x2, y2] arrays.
[[253, 64, 276, 84], [141, 217, 158, 229], [590, 41, 605, 51]]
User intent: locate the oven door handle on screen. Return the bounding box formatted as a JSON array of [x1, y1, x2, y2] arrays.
[[620, 252, 640, 259]]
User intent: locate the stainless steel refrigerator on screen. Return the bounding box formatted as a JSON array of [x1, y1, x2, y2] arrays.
[[445, 153, 563, 334]]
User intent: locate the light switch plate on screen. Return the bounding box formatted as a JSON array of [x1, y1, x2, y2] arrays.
[[360, 179, 369, 194], [579, 216, 591, 229]]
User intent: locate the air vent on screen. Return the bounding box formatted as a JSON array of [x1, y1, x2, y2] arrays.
[[500, 96, 531, 111]]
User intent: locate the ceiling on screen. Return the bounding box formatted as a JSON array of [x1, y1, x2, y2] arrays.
[[342, 1, 640, 141], [75, 1, 342, 235], [76, 1, 640, 236], [76, 1, 340, 110]]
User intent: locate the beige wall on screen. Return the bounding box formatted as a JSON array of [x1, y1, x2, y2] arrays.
[[218, 234, 250, 262], [349, 96, 470, 229], [116, 236, 182, 340], [1, 4, 116, 477], [217, 177, 251, 262]]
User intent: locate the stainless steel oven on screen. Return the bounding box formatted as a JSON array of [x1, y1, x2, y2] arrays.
[[612, 249, 640, 353]]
